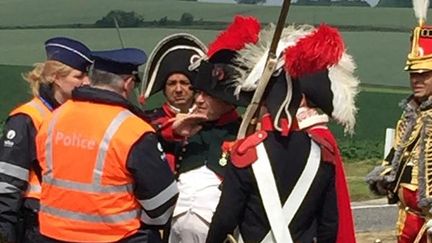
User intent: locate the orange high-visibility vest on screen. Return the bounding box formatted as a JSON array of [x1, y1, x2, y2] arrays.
[[10, 97, 52, 199], [36, 100, 155, 242]]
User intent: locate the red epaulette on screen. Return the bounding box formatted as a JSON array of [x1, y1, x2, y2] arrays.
[[231, 131, 268, 168], [308, 132, 336, 165]]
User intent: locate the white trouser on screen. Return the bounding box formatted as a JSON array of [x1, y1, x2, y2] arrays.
[[169, 211, 210, 243]]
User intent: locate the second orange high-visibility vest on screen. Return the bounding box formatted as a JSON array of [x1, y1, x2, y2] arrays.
[[10, 97, 52, 199]]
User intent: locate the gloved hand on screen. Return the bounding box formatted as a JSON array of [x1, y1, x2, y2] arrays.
[[365, 165, 393, 196], [426, 219, 432, 235]]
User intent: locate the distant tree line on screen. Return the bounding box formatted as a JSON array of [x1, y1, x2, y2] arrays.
[[95, 10, 144, 27], [376, 0, 411, 7], [236, 0, 266, 3], [94, 10, 198, 28]]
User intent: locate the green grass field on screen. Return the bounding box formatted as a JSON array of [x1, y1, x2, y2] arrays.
[[0, 28, 411, 87], [0, 64, 407, 140], [0, 0, 420, 29], [344, 160, 381, 201], [0, 64, 405, 202], [0, 65, 33, 117]]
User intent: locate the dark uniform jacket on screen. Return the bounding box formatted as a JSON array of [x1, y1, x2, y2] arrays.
[[145, 103, 177, 129], [175, 109, 240, 177], [145, 103, 180, 173], [206, 130, 338, 243], [0, 84, 59, 243]]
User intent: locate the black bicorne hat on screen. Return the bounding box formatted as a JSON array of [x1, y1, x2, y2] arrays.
[[140, 33, 207, 100], [193, 56, 253, 107], [191, 16, 260, 106]]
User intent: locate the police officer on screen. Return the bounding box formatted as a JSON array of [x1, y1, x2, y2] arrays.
[[203, 17, 358, 243], [35, 48, 178, 243], [141, 33, 207, 172], [0, 37, 92, 243]]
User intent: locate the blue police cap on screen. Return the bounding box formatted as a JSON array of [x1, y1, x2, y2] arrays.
[[45, 37, 93, 73], [92, 48, 147, 75]]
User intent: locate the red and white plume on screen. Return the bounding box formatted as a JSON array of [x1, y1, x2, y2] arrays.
[[232, 23, 359, 134], [233, 24, 315, 95], [207, 15, 261, 58], [413, 0, 430, 24], [284, 24, 359, 134]]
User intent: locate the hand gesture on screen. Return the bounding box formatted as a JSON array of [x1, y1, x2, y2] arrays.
[[172, 113, 208, 138]]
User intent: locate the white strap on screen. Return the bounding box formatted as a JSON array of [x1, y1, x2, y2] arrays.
[[260, 140, 321, 242], [252, 142, 293, 243]]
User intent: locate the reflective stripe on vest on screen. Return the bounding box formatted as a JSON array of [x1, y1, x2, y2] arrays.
[[26, 183, 41, 194], [140, 205, 176, 225], [42, 205, 139, 223], [43, 109, 135, 201], [10, 97, 51, 199], [27, 98, 49, 118], [0, 161, 29, 181], [138, 180, 178, 211], [38, 102, 154, 242]]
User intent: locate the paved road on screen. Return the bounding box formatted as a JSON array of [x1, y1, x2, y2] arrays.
[[352, 198, 398, 232]]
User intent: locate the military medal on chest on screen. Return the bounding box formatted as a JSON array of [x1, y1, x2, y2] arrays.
[[219, 141, 235, 166], [219, 152, 228, 166]]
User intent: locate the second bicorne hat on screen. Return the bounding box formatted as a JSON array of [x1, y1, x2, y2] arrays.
[[141, 33, 207, 100], [192, 15, 260, 106]]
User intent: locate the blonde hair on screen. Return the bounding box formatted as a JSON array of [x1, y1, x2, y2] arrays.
[[22, 60, 74, 97]]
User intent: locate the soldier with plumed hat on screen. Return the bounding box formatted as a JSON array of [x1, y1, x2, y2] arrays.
[[366, 0, 432, 242], [141, 33, 207, 172], [35, 48, 178, 243], [0, 37, 93, 243], [192, 15, 359, 243], [160, 17, 260, 243]]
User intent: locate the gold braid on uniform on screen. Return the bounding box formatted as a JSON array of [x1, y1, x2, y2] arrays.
[[416, 99, 432, 209], [387, 98, 420, 184]]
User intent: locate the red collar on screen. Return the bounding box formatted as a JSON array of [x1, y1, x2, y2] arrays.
[[162, 103, 178, 118], [215, 109, 240, 126], [260, 113, 299, 136]]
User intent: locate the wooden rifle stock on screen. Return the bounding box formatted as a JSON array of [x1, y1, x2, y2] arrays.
[[237, 0, 291, 139]]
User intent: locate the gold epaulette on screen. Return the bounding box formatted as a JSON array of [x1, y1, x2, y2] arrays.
[[420, 109, 432, 199], [394, 112, 422, 149]]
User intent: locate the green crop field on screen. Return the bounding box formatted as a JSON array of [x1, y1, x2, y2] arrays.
[[0, 29, 411, 87], [0, 65, 33, 117], [0, 0, 421, 29], [0, 63, 407, 148]]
